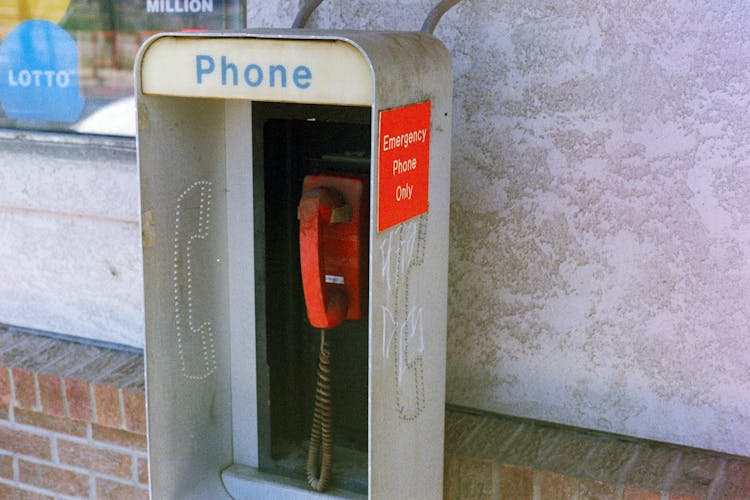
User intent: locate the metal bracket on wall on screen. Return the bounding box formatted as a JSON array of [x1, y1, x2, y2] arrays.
[[293, 0, 462, 34], [293, 0, 325, 28], [421, 0, 462, 34]]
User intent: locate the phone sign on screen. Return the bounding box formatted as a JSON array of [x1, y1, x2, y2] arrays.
[[377, 101, 430, 232]]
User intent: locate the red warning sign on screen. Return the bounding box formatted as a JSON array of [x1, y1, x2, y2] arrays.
[[377, 101, 431, 232]]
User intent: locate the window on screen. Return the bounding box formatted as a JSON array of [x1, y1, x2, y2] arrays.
[[0, 0, 245, 136]]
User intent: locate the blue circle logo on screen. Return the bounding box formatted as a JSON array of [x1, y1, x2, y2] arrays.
[[0, 20, 84, 122]]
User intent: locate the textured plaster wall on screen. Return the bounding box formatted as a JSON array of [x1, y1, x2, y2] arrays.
[[281, 0, 750, 455]]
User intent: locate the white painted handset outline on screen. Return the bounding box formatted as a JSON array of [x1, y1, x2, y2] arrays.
[[172, 180, 217, 380]]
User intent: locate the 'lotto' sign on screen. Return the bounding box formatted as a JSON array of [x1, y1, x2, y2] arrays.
[[377, 101, 431, 232], [0, 20, 84, 122]]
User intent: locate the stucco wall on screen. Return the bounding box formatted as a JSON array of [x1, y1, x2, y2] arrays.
[[0, 0, 747, 457], [443, 1, 748, 455], [285, 0, 750, 455]]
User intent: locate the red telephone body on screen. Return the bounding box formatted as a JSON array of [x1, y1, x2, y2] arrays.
[[298, 174, 367, 329]]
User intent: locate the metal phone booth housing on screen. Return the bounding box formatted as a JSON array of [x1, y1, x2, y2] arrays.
[[136, 30, 452, 499]]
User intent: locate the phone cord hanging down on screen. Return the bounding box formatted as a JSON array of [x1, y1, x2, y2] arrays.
[[307, 329, 334, 492]]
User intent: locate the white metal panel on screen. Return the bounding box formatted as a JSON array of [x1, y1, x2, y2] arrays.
[[356, 32, 452, 500], [224, 101, 259, 468], [138, 95, 233, 499]]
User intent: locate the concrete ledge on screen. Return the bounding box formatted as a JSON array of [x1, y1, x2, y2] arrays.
[[0, 133, 144, 347], [222, 464, 366, 500], [0, 132, 137, 222], [0, 325, 144, 434], [444, 408, 750, 499]]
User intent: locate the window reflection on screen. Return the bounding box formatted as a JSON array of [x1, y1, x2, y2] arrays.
[[0, 0, 243, 135]]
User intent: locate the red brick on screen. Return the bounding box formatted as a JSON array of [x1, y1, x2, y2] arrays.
[[12, 368, 37, 410], [65, 378, 92, 422], [445, 413, 486, 455], [537, 470, 579, 500], [0, 366, 10, 406], [624, 487, 662, 500], [669, 494, 702, 500], [92, 424, 147, 451], [503, 425, 561, 468], [457, 458, 494, 499], [713, 459, 750, 499], [58, 439, 132, 478], [94, 384, 122, 428], [0, 328, 31, 351], [0, 453, 13, 479], [0, 483, 53, 500], [122, 389, 146, 434], [95, 356, 144, 388], [96, 478, 149, 500], [459, 416, 524, 460], [123, 373, 145, 392], [14, 408, 87, 437], [0, 425, 51, 460], [18, 459, 88, 497], [538, 429, 601, 477], [443, 453, 458, 500], [37, 374, 65, 418], [670, 450, 722, 498], [582, 439, 641, 484], [624, 446, 680, 490], [497, 463, 532, 499], [21, 340, 72, 373], [0, 336, 55, 367], [138, 457, 149, 485], [0, 403, 8, 420], [68, 351, 136, 386], [579, 478, 618, 499], [46, 343, 111, 378]]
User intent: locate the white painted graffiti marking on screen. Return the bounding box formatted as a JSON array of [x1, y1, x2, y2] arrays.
[[379, 216, 428, 420], [379, 219, 422, 292], [382, 305, 426, 421]]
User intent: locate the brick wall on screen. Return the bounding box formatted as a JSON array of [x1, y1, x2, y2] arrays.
[[0, 326, 147, 499], [444, 410, 750, 500], [2, 324, 750, 500]]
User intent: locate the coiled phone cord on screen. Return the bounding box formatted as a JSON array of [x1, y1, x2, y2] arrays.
[[307, 329, 334, 492]]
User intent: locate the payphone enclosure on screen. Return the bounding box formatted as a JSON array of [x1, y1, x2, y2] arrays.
[[136, 30, 452, 499]]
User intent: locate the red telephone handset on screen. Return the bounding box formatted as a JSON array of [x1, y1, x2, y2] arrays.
[[298, 174, 366, 329], [299, 174, 367, 492]]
